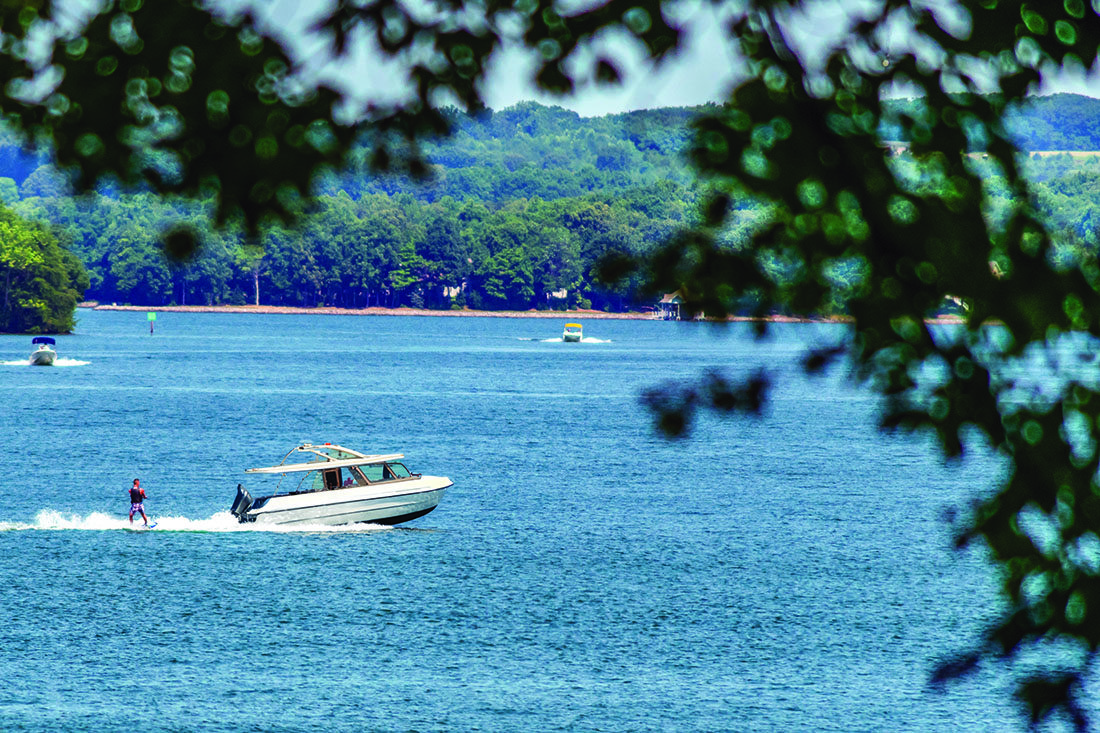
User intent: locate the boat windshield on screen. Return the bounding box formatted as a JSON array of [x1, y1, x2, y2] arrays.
[[360, 462, 412, 482], [291, 462, 413, 492]]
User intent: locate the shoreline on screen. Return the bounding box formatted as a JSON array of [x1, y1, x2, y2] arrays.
[[82, 303, 654, 320], [79, 303, 965, 325], [80, 303, 859, 323]]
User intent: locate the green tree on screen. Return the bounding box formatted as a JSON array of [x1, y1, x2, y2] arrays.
[[19, 164, 70, 199], [105, 232, 172, 304], [0, 207, 87, 332], [477, 246, 535, 308], [0, 177, 19, 204]]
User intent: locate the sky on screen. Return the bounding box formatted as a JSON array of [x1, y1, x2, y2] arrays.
[[261, 0, 742, 117], [259, 0, 1099, 119], [479, 4, 743, 116]]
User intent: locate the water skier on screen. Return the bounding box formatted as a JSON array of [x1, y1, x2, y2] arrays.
[[129, 478, 149, 526]]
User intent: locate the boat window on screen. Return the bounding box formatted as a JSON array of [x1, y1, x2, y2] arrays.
[[359, 464, 407, 482], [324, 470, 340, 490], [305, 471, 326, 492], [360, 464, 387, 482]]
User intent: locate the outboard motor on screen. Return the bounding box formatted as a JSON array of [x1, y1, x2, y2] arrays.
[[230, 484, 254, 521]]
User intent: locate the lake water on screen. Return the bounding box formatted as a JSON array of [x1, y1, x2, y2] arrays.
[[0, 309, 1062, 731]]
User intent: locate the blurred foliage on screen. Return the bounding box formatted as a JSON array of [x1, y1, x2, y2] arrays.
[[2, 0, 1100, 724], [643, 2, 1100, 728], [0, 0, 355, 234]]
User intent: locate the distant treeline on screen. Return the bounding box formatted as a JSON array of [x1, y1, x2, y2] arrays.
[[3, 102, 715, 311], [4, 96, 1100, 315], [16, 183, 697, 311]]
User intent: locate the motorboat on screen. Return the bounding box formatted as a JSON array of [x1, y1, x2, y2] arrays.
[[29, 337, 56, 366], [229, 443, 452, 526], [562, 323, 583, 342]]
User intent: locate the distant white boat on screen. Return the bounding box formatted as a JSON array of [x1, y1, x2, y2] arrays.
[[29, 337, 56, 366], [230, 443, 451, 526], [562, 323, 583, 342]]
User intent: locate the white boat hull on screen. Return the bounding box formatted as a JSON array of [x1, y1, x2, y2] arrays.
[[239, 476, 451, 526], [30, 348, 56, 366]]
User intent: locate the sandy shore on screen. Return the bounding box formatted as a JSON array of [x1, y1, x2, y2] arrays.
[[83, 303, 655, 320], [80, 303, 965, 325]]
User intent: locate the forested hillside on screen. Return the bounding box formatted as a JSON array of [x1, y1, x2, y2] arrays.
[[3, 96, 1100, 312]]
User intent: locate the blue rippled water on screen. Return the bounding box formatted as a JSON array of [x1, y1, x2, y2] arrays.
[[0, 310, 1066, 731]]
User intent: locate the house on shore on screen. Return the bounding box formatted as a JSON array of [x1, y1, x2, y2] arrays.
[[657, 291, 684, 320]]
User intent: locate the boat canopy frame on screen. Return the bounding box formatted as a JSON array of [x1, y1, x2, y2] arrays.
[[245, 454, 406, 475], [243, 444, 413, 496]]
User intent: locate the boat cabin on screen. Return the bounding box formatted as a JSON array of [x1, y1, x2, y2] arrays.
[[310, 461, 413, 492], [245, 443, 420, 497]]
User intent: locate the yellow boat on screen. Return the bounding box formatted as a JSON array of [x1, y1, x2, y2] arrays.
[[562, 323, 583, 342]]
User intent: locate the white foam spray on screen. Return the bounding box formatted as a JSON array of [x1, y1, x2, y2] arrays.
[[0, 509, 392, 533], [531, 337, 612, 343], [1, 358, 90, 367]]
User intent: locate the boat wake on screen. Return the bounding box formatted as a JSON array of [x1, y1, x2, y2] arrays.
[[0, 509, 394, 533], [519, 337, 612, 343], [1, 358, 90, 366]]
